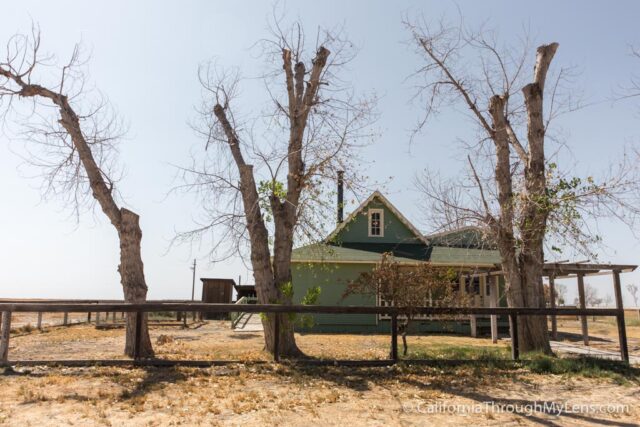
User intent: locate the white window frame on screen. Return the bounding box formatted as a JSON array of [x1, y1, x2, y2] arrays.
[[368, 208, 384, 237]]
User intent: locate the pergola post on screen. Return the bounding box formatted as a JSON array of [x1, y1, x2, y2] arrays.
[[577, 273, 589, 346], [490, 276, 499, 344], [549, 275, 557, 341], [612, 270, 630, 363]]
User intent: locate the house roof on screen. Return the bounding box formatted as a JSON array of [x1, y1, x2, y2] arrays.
[[291, 243, 501, 267], [325, 191, 429, 245], [425, 226, 496, 250], [291, 243, 422, 265]]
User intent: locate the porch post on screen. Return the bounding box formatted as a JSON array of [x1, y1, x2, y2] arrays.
[[490, 275, 499, 344], [470, 315, 477, 338], [577, 273, 589, 346]]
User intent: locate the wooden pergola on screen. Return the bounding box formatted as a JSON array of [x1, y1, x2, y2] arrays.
[[484, 262, 636, 359]]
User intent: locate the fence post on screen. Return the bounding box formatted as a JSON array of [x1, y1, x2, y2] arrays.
[[37, 312, 43, 330], [509, 314, 519, 360], [0, 311, 11, 365], [612, 270, 630, 363], [549, 275, 558, 341], [273, 313, 280, 362], [469, 315, 478, 338], [134, 310, 143, 360], [96, 311, 101, 326], [63, 312, 68, 326], [391, 313, 398, 362], [577, 273, 589, 346]]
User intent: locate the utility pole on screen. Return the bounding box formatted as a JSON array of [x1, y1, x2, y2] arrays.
[[190, 259, 197, 323], [190, 259, 197, 301]]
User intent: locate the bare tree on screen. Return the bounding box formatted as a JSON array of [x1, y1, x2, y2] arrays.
[[544, 282, 567, 306], [626, 283, 640, 320], [554, 283, 567, 306], [627, 283, 639, 307], [345, 253, 468, 356], [178, 19, 376, 356], [406, 17, 640, 354], [0, 27, 153, 357]]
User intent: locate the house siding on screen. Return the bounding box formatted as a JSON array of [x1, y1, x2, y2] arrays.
[[332, 199, 423, 245]]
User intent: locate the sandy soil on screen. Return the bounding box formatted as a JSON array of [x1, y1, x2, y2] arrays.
[[1, 362, 638, 426]]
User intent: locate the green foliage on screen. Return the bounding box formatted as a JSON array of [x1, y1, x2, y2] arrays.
[[295, 286, 322, 328], [530, 162, 607, 254], [525, 353, 639, 383], [258, 180, 287, 222], [278, 281, 294, 299], [301, 285, 321, 305]]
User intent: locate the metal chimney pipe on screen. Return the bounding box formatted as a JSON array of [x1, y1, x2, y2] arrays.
[[337, 170, 344, 224]]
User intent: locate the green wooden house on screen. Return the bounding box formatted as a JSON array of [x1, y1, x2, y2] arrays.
[[290, 191, 506, 334]]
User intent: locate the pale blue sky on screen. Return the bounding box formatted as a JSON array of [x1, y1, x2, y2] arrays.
[[0, 1, 639, 306]]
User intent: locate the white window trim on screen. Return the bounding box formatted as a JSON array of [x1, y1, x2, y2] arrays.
[[368, 208, 384, 237]]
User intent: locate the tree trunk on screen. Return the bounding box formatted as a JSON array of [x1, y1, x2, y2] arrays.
[[118, 209, 153, 358], [0, 67, 155, 358]]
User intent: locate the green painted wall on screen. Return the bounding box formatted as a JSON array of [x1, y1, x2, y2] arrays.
[[291, 261, 510, 333], [333, 198, 422, 245], [291, 262, 377, 326]]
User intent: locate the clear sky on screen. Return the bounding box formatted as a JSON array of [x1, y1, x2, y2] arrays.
[[1, 1, 639, 306]]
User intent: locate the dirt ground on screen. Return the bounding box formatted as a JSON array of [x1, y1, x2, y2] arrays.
[[1, 316, 639, 426]]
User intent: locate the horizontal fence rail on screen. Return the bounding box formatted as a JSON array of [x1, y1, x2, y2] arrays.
[[0, 302, 622, 316], [0, 300, 630, 366]]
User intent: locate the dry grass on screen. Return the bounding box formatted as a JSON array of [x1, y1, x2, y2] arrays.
[[1, 362, 639, 426], [1, 319, 639, 425]]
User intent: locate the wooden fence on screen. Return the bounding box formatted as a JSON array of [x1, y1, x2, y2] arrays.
[[0, 301, 629, 366]]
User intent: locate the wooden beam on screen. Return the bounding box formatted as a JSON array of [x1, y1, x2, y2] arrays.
[[612, 271, 630, 363], [0, 312, 11, 364], [577, 273, 589, 346], [549, 276, 557, 341], [490, 276, 499, 344]]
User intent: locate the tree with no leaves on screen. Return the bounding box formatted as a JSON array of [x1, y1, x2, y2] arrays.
[[627, 284, 640, 320], [0, 27, 153, 357], [406, 17, 640, 354], [179, 20, 376, 356]]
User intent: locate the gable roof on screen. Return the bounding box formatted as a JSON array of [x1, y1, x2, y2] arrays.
[[425, 225, 496, 250], [325, 191, 429, 245]]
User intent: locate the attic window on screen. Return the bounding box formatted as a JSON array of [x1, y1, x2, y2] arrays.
[[368, 209, 384, 237]]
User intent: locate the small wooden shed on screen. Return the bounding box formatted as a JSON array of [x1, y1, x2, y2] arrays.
[[201, 278, 235, 319]]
